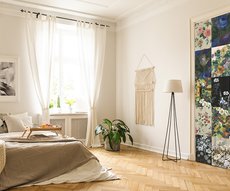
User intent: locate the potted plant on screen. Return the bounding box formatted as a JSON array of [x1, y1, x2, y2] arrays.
[[95, 118, 133, 151], [65, 98, 76, 113]]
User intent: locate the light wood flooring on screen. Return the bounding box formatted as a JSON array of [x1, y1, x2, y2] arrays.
[[10, 145, 230, 191]]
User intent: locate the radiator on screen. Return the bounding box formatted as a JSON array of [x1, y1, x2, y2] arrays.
[[49, 113, 88, 141], [70, 118, 87, 139]]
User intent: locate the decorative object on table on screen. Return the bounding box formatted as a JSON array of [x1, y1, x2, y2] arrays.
[[95, 119, 133, 151], [191, 10, 230, 169], [162, 79, 183, 162], [0, 55, 19, 102], [135, 54, 155, 126]]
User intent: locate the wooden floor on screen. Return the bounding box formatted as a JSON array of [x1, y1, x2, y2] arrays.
[[10, 145, 230, 191]]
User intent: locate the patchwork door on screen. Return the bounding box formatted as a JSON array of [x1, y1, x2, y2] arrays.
[[194, 12, 230, 168]]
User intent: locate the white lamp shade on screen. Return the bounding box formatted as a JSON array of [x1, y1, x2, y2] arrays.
[[163, 80, 183, 93]]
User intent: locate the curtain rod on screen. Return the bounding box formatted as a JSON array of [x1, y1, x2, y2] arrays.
[[20, 9, 110, 27]]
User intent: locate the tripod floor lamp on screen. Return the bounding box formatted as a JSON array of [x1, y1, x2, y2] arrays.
[[162, 79, 183, 162]]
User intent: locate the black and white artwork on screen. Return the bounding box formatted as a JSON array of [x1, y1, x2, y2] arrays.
[[0, 56, 18, 102]]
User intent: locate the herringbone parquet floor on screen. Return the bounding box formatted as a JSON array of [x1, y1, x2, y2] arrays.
[[9, 145, 230, 191]]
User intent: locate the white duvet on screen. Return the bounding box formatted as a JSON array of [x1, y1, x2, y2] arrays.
[[25, 159, 117, 187]]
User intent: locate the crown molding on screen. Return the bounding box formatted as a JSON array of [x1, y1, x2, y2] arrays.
[[0, 0, 117, 23], [116, 0, 156, 20], [116, 0, 189, 32], [0, 1, 116, 31]]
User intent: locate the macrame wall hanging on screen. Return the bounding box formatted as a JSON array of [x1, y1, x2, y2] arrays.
[[135, 54, 155, 126]]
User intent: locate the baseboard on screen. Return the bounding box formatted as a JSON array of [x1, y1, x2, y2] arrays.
[[122, 141, 190, 160]]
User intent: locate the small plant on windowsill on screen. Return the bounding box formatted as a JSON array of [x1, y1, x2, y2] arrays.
[[57, 96, 61, 108], [65, 98, 76, 113], [49, 100, 54, 109], [95, 119, 133, 151]]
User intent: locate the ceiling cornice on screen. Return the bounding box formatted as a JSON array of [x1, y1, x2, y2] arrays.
[[116, 0, 161, 21], [0, 0, 117, 23], [116, 0, 189, 31]]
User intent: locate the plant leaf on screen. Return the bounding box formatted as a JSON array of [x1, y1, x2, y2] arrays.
[[103, 134, 108, 141], [113, 131, 121, 144], [108, 133, 114, 150], [122, 132, 126, 143], [102, 119, 112, 129], [128, 134, 133, 145], [95, 125, 102, 135]]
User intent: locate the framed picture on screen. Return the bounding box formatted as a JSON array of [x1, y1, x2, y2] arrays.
[[190, 7, 230, 168], [0, 55, 19, 102]]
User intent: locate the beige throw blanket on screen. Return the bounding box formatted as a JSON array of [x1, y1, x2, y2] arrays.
[[0, 140, 5, 175], [0, 133, 97, 190], [135, 67, 155, 126]]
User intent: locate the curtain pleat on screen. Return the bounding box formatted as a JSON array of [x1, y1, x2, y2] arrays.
[[25, 13, 56, 123], [76, 22, 107, 147]]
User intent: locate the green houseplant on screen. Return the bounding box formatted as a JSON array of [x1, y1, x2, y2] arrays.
[[65, 98, 76, 112], [95, 119, 133, 151]]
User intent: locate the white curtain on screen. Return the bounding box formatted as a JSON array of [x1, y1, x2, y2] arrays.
[[25, 13, 56, 123], [76, 22, 107, 147]]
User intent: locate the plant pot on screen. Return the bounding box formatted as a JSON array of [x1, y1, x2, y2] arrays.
[[104, 138, 120, 151]]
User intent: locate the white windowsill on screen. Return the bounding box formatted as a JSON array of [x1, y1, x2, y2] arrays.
[[50, 112, 88, 116]]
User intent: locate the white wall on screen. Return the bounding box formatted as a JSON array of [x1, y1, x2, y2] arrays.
[[0, 12, 116, 124], [116, 0, 230, 158], [0, 13, 41, 121]]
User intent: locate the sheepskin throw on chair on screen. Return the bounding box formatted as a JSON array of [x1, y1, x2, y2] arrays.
[[135, 67, 155, 126]]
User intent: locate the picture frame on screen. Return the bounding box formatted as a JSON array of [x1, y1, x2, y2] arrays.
[[0, 55, 19, 102]]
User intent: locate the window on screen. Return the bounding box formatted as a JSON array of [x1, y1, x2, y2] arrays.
[[50, 22, 89, 113]]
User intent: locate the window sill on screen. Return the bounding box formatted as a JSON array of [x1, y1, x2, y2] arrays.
[[50, 112, 88, 116]]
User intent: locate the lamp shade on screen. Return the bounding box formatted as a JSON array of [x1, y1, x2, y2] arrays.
[[163, 80, 183, 93]]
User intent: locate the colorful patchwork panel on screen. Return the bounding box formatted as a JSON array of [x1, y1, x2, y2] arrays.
[[195, 107, 212, 136], [196, 135, 212, 165], [195, 49, 211, 79], [212, 13, 230, 47], [212, 137, 230, 168], [211, 45, 230, 77], [194, 20, 212, 51], [194, 12, 230, 169]]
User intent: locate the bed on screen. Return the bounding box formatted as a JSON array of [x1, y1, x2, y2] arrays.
[[0, 114, 117, 191]]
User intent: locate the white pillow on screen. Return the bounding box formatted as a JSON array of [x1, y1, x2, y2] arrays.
[[3, 115, 25, 132], [20, 116, 33, 127], [9, 112, 33, 128], [10, 112, 28, 118]]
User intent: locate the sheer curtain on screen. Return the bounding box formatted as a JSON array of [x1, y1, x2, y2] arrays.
[[25, 13, 56, 123], [76, 22, 107, 147]]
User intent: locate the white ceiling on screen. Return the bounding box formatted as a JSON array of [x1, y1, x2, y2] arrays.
[[0, 0, 164, 22]]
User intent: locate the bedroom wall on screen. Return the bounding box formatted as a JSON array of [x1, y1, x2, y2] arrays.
[[0, 11, 116, 124], [0, 13, 40, 121], [116, 0, 230, 158]]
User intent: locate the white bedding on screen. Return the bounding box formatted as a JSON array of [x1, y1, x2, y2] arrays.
[[25, 159, 117, 187]]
